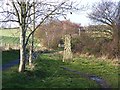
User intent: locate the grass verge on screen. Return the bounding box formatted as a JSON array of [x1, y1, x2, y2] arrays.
[[65, 55, 119, 88], [2, 53, 99, 88], [2, 52, 119, 88], [2, 50, 20, 64]]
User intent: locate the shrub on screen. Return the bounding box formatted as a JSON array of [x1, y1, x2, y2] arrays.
[[71, 33, 115, 59]]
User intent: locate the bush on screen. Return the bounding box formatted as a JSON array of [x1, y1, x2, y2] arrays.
[[71, 33, 114, 59]]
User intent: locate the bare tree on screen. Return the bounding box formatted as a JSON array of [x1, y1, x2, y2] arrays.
[[35, 19, 80, 49], [88, 1, 120, 59], [28, 1, 35, 67], [0, 0, 83, 72]]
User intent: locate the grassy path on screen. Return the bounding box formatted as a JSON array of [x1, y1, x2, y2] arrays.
[[2, 53, 118, 88], [1, 56, 110, 88], [60, 66, 110, 88]]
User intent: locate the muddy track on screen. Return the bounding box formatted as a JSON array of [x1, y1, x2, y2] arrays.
[[60, 66, 110, 88]]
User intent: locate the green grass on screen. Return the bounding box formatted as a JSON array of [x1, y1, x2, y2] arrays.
[[1, 36, 38, 45], [0, 28, 20, 45], [1, 36, 19, 45], [65, 56, 119, 88], [2, 52, 119, 88], [0, 28, 31, 37], [2, 53, 99, 88], [0, 28, 19, 37], [2, 50, 20, 64], [0, 29, 39, 45]]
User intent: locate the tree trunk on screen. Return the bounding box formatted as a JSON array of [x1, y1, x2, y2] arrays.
[[114, 24, 120, 59], [63, 34, 73, 62], [110, 23, 120, 59], [29, 33, 34, 66], [29, 1, 35, 66], [18, 2, 26, 72], [18, 26, 26, 72], [29, 46, 32, 66]]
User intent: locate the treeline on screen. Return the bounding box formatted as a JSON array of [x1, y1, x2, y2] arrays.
[[35, 19, 118, 59], [35, 20, 81, 49]]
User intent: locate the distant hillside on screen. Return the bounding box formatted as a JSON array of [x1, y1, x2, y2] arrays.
[[0, 28, 19, 37]]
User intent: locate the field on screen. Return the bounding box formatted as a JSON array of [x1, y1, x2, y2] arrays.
[[1, 36, 19, 45], [2, 53, 119, 88], [86, 30, 112, 39], [0, 28, 39, 46], [0, 28, 20, 37], [0, 28, 19, 46]]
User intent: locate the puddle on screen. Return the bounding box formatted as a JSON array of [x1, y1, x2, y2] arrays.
[[90, 76, 103, 82], [61, 66, 110, 88]]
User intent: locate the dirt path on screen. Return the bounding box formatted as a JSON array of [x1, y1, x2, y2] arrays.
[[60, 66, 110, 88]]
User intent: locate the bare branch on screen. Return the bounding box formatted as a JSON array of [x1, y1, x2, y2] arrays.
[[25, 1, 67, 46], [12, 1, 21, 24], [0, 20, 19, 22], [88, 1, 118, 27]]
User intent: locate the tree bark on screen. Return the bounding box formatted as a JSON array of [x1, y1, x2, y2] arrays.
[[29, 1, 35, 66], [18, 26, 26, 72], [110, 23, 120, 59], [18, 2, 27, 72], [29, 46, 32, 66]]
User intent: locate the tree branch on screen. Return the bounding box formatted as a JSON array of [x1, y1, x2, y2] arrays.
[[12, 1, 21, 24], [0, 20, 19, 22], [25, 1, 66, 46]]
